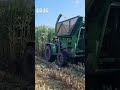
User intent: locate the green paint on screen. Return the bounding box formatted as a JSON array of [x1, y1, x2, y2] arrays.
[[46, 14, 85, 59]]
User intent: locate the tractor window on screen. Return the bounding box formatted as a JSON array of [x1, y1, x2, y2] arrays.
[[56, 17, 78, 36], [99, 6, 120, 58]]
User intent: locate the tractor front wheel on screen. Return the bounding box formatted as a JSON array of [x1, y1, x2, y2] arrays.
[[56, 51, 69, 67], [44, 45, 55, 62]]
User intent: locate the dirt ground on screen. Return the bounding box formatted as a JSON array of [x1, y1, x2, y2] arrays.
[[35, 56, 85, 90]]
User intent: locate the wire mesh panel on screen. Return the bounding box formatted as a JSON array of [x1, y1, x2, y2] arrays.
[[56, 23, 61, 32], [70, 18, 78, 30], [57, 23, 68, 35], [56, 16, 79, 36], [63, 20, 69, 33]]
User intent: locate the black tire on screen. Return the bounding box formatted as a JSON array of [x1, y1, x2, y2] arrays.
[[44, 45, 56, 62], [22, 46, 34, 82], [56, 51, 69, 67]]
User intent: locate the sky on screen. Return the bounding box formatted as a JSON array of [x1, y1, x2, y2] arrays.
[[35, 0, 85, 27]]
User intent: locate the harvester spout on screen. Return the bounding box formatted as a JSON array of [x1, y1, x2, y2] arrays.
[[55, 14, 67, 32], [61, 14, 67, 19], [55, 14, 62, 29]]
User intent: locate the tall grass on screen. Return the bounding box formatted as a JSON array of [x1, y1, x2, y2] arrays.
[[0, 0, 34, 72], [35, 25, 55, 57]]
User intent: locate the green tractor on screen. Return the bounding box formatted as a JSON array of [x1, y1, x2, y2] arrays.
[[44, 14, 85, 67], [86, 0, 120, 89]]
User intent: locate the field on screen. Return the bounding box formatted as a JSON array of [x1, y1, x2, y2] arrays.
[[35, 56, 85, 90]]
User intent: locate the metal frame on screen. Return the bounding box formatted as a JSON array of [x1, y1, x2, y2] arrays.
[[98, 2, 120, 56], [56, 16, 83, 36]]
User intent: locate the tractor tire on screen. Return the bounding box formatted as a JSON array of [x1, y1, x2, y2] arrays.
[[22, 46, 34, 83], [56, 51, 69, 67], [44, 45, 56, 62]]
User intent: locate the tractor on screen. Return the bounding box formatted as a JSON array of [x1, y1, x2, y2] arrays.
[[86, 0, 120, 89], [44, 14, 85, 67]]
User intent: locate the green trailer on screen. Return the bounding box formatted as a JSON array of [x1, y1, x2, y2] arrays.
[[86, 0, 120, 89], [44, 14, 85, 66], [86, 0, 120, 75]]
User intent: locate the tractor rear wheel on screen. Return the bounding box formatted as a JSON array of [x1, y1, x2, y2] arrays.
[[44, 45, 55, 62], [56, 51, 69, 67]]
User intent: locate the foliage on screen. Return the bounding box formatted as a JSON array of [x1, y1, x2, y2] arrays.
[[0, 0, 34, 71], [35, 25, 55, 56]]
